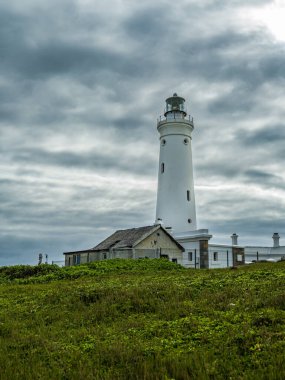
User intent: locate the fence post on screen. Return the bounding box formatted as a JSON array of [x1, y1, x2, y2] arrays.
[[227, 250, 229, 267], [257, 251, 259, 261]]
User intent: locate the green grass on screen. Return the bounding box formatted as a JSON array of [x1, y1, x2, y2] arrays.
[[0, 259, 284, 379]]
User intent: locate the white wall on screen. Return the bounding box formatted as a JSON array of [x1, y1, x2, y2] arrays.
[[208, 245, 234, 268], [244, 246, 285, 262], [155, 119, 197, 233]]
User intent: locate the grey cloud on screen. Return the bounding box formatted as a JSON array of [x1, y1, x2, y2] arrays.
[[5, 42, 128, 79], [123, 7, 169, 42], [11, 147, 156, 175], [178, 30, 285, 95], [236, 126, 285, 145], [200, 0, 272, 11], [207, 85, 254, 115], [243, 169, 280, 181]]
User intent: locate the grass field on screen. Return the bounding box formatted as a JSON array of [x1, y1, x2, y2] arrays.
[[0, 259, 284, 379]]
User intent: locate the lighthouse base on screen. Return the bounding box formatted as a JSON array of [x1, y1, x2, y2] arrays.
[[173, 229, 212, 269]]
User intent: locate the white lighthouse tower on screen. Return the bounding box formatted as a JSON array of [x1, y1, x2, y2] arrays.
[[155, 93, 197, 233], [155, 93, 212, 268]]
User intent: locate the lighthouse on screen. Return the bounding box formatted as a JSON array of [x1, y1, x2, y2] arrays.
[[155, 93, 197, 233]]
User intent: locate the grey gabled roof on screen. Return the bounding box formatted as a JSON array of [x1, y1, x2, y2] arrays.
[[63, 225, 184, 255], [92, 225, 159, 251], [92, 225, 184, 252]]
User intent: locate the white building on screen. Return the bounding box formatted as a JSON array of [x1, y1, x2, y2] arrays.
[[244, 233, 285, 263], [155, 93, 197, 232], [155, 94, 284, 268], [154, 93, 241, 268]]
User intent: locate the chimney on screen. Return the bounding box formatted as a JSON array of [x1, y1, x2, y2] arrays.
[[272, 233, 280, 248], [231, 233, 238, 246]]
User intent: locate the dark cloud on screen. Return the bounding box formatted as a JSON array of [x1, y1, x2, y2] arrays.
[[10, 147, 155, 175], [236, 126, 285, 145], [243, 169, 279, 181]]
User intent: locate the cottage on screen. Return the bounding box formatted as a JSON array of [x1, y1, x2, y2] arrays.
[[64, 225, 184, 266]]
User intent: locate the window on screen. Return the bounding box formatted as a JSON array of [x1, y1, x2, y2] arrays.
[[184, 138, 189, 145], [103, 252, 107, 260], [188, 252, 193, 261], [187, 190, 190, 201], [213, 252, 218, 261], [188, 218, 192, 223], [161, 139, 166, 146], [172, 258, 178, 264], [161, 163, 165, 173], [73, 254, 80, 265]]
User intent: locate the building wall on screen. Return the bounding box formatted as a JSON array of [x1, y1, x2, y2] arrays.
[[177, 242, 245, 269], [208, 245, 244, 268], [64, 252, 86, 266], [109, 249, 133, 259], [180, 240, 201, 268], [135, 228, 181, 250], [135, 228, 183, 264], [133, 248, 159, 259], [244, 246, 285, 262], [208, 245, 234, 269]]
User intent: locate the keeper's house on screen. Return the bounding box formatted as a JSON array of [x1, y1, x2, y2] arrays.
[[64, 225, 184, 266]]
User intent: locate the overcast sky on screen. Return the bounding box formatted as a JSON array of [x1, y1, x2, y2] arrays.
[[1, 0, 285, 265]]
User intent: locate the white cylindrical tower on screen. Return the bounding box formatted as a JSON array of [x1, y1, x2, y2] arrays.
[[231, 233, 239, 246], [155, 93, 197, 233], [272, 233, 280, 248]]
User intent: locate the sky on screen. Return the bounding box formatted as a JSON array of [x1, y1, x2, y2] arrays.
[[1, 0, 285, 266]]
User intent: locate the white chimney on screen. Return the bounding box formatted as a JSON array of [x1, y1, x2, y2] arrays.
[[272, 233, 280, 248], [231, 233, 238, 245]]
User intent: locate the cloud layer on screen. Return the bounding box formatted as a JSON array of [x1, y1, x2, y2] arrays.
[[1, 0, 285, 265]]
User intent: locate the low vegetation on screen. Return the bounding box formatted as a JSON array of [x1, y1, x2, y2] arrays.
[[0, 259, 284, 379]]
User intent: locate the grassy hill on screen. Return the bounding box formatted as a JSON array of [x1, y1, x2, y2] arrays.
[[0, 259, 284, 379]]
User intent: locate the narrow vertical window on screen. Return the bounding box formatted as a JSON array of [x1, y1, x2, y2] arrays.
[[161, 163, 165, 173], [188, 252, 193, 261], [213, 252, 218, 261], [187, 190, 190, 201]]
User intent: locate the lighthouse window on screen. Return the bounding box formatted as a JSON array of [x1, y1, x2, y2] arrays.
[[161, 163, 165, 173], [187, 190, 191, 201], [184, 138, 189, 145], [161, 139, 166, 146], [188, 218, 192, 223]]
